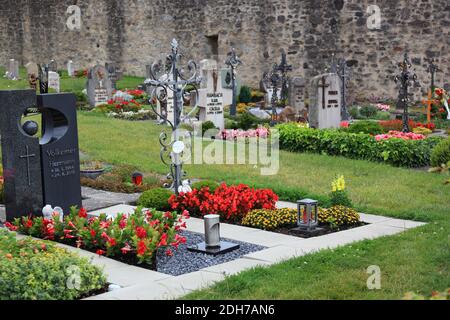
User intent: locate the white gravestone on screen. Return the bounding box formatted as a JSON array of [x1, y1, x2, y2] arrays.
[[67, 60, 75, 77], [87, 65, 113, 107], [48, 71, 60, 93], [198, 68, 225, 130], [5, 59, 19, 80], [288, 76, 307, 115], [309, 73, 342, 129], [153, 74, 175, 125]]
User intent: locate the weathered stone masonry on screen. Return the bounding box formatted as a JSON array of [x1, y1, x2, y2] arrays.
[[0, 0, 449, 100]]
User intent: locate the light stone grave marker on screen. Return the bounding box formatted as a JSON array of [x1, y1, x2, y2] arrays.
[[197, 63, 224, 130], [87, 65, 113, 107], [309, 73, 342, 129], [48, 71, 60, 93]]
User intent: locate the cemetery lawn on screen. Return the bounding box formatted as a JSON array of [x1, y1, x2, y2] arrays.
[[77, 113, 450, 299]]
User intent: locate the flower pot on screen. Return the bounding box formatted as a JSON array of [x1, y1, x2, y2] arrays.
[[80, 168, 105, 180]]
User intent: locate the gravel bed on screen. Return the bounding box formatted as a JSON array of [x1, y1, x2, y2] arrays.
[[156, 230, 266, 276]]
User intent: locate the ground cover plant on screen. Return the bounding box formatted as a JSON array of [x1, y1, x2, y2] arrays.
[[0, 229, 106, 300]]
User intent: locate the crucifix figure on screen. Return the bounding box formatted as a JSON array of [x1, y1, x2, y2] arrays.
[[20, 145, 36, 186], [225, 48, 242, 117], [318, 76, 329, 109]]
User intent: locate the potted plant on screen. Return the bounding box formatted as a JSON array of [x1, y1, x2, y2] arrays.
[[80, 160, 105, 180]]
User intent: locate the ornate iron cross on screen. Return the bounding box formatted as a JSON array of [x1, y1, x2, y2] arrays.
[[394, 52, 418, 133], [425, 58, 439, 93], [225, 48, 242, 117], [144, 39, 201, 194], [277, 49, 292, 105], [336, 58, 351, 120]]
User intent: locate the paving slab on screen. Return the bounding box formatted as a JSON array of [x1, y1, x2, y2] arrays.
[[203, 258, 270, 276], [379, 218, 427, 229], [106, 265, 172, 287], [156, 270, 226, 291], [244, 246, 303, 263], [88, 204, 137, 218], [358, 213, 392, 224], [85, 281, 190, 300]]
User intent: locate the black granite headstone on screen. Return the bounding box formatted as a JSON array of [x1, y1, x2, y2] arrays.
[[38, 93, 82, 215], [0, 90, 82, 221], [0, 90, 44, 220]]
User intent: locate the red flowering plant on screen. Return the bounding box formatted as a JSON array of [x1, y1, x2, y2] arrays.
[[97, 97, 143, 113], [6, 206, 189, 268], [169, 183, 278, 223], [379, 119, 418, 132]]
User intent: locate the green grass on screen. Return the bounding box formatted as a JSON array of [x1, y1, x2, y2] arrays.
[[1, 73, 449, 299]]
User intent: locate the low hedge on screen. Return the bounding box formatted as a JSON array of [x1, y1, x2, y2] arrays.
[[430, 138, 450, 167], [0, 229, 106, 300], [278, 124, 442, 168]]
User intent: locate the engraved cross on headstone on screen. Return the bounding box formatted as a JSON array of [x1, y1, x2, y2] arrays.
[[20, 145, 35, 186], [318, 76, 330, 109]]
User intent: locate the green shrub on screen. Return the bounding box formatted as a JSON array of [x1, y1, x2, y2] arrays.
[[349, 106, 360, 119], [191, 180, 220, 192], [137, 188, 173, 211], [359, 105, 378, 118], [225, 118, 239, 130], [238, 86, 252, 104], [201, 121, 218, 136], [112, 164, 140, 183], [242, 208, 297, 231], [347, 121, 384, 135], [278, 123, 443, 167], [0, 229, 106, 300], [237, 112, 258, 130], [431, 138, 450, 167]]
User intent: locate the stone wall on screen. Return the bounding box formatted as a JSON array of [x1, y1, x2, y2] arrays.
[[0, 0, 449, 100]]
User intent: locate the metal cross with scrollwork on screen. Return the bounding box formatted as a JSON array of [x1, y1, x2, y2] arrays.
[[225, 48, 242, 117], [144, 39, 201, 194], [394, 52, 419, 133], [277, 49, 292, 106], [336, 58, 351, 121], [425, 58, 439, 93], [264, 63, 282, 126]]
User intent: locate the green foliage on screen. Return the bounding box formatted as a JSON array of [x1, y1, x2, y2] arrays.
[[318, 206, 360, 226], [347, 121, 384, 135], [238, 86, 252, 104], [431, 138, 450, 167], [137, 188, 173, 211], [278, 123, 443, 168], [241, 208, 297, 231], [179, 123, 194, 132], [201, 121, 218, 136], [237, 112, 258, 130], [330, 190, 353, 207], [349, 106, 360, 119], [0, 229, 106, 300], [191, 180, 220, 192], [225, 118, 239, 130], [359, 105, 378, 118]]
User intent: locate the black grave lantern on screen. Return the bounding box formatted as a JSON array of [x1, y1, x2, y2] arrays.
[[297, 199, 319, 230]]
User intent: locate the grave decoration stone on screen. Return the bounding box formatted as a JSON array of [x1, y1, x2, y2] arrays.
[[87, 65, 114, 107], [38, 64, 49, 94], [48, 60, 58, 73], [0, 90, 82, 221], [198, 67, 225, 130], [48, 71, 60, 93], [5, 59, 19, 80], [288, 76, 307, 115], [309, 73, 342, 129], [25, 62, 39, 90], [106, 62, 123, 89], [67, 60, 75, 77]]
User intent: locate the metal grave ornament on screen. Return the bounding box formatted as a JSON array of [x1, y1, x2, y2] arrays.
[[145, 39, 200, 194], [394, 52, 419, 133], [224, 48, 242, 117], [188, 214, 240, 256], [277, 49, 292, 105], [263, 63, 282, 126]]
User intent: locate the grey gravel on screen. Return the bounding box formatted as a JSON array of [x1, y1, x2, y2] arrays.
[[156, 231, 266, 276]]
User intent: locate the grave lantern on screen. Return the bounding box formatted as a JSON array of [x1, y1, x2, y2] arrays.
[[297, 199, 319, 230], [132, 172, 143, 186]]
